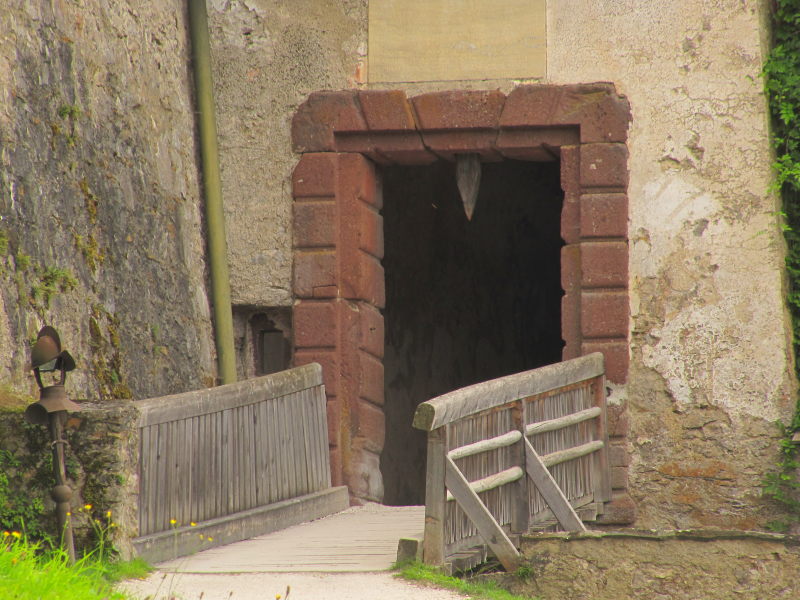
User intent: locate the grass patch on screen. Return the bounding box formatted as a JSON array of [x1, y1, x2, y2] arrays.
[[0, 532, 148, 600], [396, 560, 540, 600]]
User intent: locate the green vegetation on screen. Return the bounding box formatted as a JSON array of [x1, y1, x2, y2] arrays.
[[72, 231, 105, 274], [78, 178, 99, 225], [57, 104, 81, 120], [0, 230, 7, 256], [30, 266, 78, 310], [89, 304, 132, 400], [763, 0, 800, 527], [0, 386, 31, 411], [396, 561, 540, 600], [0, 532, 147, 600], [14, 252, 30, 272], [0, 450, 46, 541]]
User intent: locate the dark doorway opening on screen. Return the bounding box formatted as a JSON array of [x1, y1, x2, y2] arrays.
[[379, 159, 565, 505]]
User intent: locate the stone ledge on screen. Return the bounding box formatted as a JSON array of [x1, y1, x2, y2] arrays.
[[496, 528, 800, 600]]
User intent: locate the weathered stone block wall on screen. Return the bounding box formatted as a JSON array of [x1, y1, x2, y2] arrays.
[[496, 531, 800, 600], [0, 403, 138, 558], [0, 1, 215, 400]]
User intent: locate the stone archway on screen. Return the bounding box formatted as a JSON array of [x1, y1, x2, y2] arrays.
[[290, 85, 631, 507]]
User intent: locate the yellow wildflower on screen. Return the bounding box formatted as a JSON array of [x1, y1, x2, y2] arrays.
[[190, 522, 197, 527], [84, 504, 92, 511], [207, 536, 213, 542], [169, 518, 177, 525], [11, 532, 21, 539]]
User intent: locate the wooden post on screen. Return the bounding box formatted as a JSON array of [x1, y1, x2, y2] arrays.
[[524, 438, 586, 532], [592, 375, 612, 503], [510, 400, 529, 534], [445, 456, 521, 572], [423, 427, 447, 566]]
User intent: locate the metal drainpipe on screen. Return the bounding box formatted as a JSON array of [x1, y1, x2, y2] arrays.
[[187, 0, 237, 384]]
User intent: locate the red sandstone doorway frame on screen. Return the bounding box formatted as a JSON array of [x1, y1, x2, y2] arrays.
[[290, 85, 632, 512]]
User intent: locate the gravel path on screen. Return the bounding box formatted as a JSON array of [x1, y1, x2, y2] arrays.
[[122, 571, 468, 600]]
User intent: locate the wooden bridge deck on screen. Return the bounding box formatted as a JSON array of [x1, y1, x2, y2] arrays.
[[155, 504, 424, 573]]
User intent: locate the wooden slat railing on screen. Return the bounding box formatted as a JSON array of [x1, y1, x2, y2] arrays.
[[133, 363, 344, 560], [413, 353, 610, 572]]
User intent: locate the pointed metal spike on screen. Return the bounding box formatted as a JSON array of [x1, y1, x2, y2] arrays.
[[456, 154, 481, 220]]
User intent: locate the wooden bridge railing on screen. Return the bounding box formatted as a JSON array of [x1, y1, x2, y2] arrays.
[[413, 353, 610, 572], [133, 363, 347, 561]]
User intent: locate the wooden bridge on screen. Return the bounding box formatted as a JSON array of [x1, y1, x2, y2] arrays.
[[130, 354, 611, 573]]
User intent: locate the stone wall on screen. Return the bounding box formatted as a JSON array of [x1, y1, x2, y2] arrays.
[[0, 403, 139, 558], [0, 0, 794, 530], [494, 530, 800, 600], [546, 0, 795, 530], [211, 0, 793, 525], [0, 1, 215, 401]]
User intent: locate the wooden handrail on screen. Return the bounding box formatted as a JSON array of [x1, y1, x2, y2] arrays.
[[413, 353, 604, 431], [135, 363, 323, 427], [525, 407, 601, 436], [417, 354, 609, 573], [448, 430, 522, 460]]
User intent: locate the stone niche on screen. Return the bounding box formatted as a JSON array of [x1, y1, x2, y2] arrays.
[[290, 85, 633, 514]]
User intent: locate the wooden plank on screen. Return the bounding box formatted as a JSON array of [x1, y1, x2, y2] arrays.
[[444, 456, 520, 572], [233, 406, 242, 513], [255, 400, 269, 505], [445, 467, 523, 501], [510, 401, 529, 535], [300, 392, 313, 495], [223, 408, 233, 515], [541, 440, 604, 468], [592, 376, 612, 503], [525, 407, 601, 436], [213, 409, 222, 519], [447, 430, 521, 461], [423, 428, 447, 566], [136, 363, 323, 427], [317, 387, 332, 488], [267, 400, 283, 502], [138, 424, 151, 535], [414, 353, 604, 430], [524, 438, 586, 532]]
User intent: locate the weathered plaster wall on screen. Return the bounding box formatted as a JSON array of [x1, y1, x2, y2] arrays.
[[211, 0, 794, 525], [547, 0, 795, 528], [206, 0, 367, 307], [0, 1, 215, 400]]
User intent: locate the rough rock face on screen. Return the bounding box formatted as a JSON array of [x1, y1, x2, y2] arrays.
[[0, 1, 215, 400]]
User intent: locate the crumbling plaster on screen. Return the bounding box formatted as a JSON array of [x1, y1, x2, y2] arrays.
[[547, 0, 795, 527]]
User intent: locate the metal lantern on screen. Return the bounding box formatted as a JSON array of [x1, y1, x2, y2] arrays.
[[25, 326, 80, 563]]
